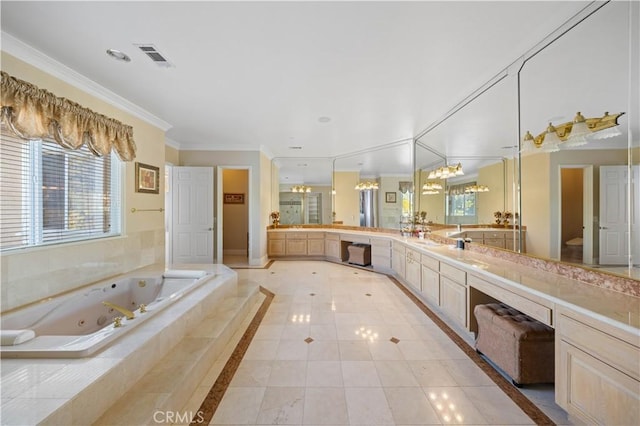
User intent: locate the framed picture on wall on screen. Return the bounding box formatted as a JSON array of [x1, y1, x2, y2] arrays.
[[224, 193, 245, 204], [135, 162, 160, 194], [385, 192, 397, 203]]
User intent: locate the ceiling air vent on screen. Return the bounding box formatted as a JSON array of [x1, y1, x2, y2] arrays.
[[134, 44, 172, 67]]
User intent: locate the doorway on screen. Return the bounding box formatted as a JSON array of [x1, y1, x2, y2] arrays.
[[558, 165, 593, 265], [217, 167, 250, 267]]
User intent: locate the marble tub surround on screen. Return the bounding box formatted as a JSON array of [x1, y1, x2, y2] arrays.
[[0, 228, 165, 312], [0, 263, 243, 425]]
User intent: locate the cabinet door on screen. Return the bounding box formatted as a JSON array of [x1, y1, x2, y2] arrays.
[[325, 239, 340, 259], [392, 248, 406, 278], [308, 239, 325, 255], [440, 276, 467, 328], [558, 341, 639, 426], [371, 238, 391, 271], [268, 239, 286, 256], [286, 239, 307, 255], [405, 249, 421, 291], [421, 265, 440, 305]]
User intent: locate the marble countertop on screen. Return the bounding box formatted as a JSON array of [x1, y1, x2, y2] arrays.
[[268, 228, 640, 333]]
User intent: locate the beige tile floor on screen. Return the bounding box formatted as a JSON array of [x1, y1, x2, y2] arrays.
[[188, 260, 573, 425]]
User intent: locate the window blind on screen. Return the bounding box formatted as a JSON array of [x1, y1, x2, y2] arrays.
[[0, 126, 121, 251]]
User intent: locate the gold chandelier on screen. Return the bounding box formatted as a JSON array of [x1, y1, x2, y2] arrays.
[[421, 182, 443, 195], [354, 181, 379, 191], [522, 111, 624, 153], [464, 184, 489, 193], [427, 163, 464, 179], [291, 185, 311, 193]]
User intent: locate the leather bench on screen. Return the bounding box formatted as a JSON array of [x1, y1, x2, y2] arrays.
[[474, 302, 555, 386]]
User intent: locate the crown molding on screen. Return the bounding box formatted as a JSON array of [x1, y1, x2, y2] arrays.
[[1, 31, 172, 132], [178, 142, 262, 152], [165, 137, 181, 150]]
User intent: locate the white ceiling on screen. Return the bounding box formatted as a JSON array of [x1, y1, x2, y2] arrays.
[[1, 1, 634, 184]]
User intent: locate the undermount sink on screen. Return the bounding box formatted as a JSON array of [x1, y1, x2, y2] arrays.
[[412, 239, 441, 247]]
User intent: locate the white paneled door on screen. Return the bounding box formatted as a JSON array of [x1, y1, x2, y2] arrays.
[[599, 165, 638, 265], [172, 167, 214, 264]]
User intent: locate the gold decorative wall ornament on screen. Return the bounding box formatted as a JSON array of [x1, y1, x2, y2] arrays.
[[0, 71, 137, 161], [521, 111, 624, 154]]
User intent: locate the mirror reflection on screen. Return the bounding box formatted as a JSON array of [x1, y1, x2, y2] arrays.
[[273, 157, 333, 225], [333, 140, 413, 229], [519, 1, 638, 271]]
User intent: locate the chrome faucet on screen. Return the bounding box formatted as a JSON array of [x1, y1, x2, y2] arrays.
[[103, 301, 135, 320], [457, 224, 462, 232]]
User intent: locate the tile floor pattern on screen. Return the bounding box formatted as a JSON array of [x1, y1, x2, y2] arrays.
[[191, 260, 572, 425]]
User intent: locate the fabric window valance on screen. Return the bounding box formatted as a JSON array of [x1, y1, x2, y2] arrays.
[[0, 70, 136, 161]]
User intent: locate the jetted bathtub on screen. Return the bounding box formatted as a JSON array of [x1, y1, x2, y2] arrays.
[[0, 269, 214, 358]]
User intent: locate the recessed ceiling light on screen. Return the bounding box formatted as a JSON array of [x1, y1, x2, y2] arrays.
[[289, 146, 303, 150], [297, 163, 308, 167], [318, 116, 331, 123], [106, 49, 131, 62]]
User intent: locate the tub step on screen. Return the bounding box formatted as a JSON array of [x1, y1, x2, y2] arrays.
[[93, 279, 261, 425]]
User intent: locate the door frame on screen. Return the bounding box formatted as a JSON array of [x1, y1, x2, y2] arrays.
[[557, 164, 594, 264], [216, 165, 252, 264]]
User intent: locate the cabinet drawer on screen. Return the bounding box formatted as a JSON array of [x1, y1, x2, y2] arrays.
[[326, 233, 339, 241], [420, 254, 439, 271], [465, 231, 484, 240], [370, 238, 391, 248], [558, 313, 639, 380], [269, 232, 286, 240], [440, 262, 466, 284], [483, 238, 505, 248], [307, 232, 325, 239], [286, 232, 307, 239], [483, 231, 505, 240], [468, 274, 551, 325], [406, 248, 420, 262]]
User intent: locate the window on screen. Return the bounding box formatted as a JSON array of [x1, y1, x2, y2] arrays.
[[0, 127, 122, 251], [446, 182, 477, 220]]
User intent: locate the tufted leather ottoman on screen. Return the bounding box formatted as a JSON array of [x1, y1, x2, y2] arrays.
[[474, 303, 555, 386]]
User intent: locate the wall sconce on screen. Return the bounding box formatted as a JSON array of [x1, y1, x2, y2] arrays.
[[427, 163, 464, 179], [522, 111, 624, 153], [354, 181, 379, 191], [422, 182, 443, 195], [464, 184, 489, 193], [291, 185, 311, 192]]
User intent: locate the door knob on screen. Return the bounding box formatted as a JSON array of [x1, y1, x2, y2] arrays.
[[208, 227, 213, 231]]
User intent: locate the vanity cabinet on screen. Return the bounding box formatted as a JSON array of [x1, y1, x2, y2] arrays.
[[267, 231, 325, 257], [307, 232, 325, 256], [420, 253, 440, 305], [555, 306, 640, 425], [392, 242, 406, 279], [267, 232, 286, 256], [371, 237, 392, 272], [405, 248, 421, 292], [461, 229, 526, 252], [325, 233, 340, 260], [439, 262, 467, 329]]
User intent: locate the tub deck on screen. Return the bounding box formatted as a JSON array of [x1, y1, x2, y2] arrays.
[[0, 263, 259, 425]]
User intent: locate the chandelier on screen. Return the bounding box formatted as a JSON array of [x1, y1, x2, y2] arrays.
[[427, 163, 464, 179], [291, 185, 311, 193], [521, 111, 624, 153], [464, 184, 489, 193], [421, 182, 443, 195], [354, 181, 379, 191]]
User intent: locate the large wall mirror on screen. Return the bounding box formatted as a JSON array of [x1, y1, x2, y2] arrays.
[[519, 1, 638, 275], [333, 140, 414, 229], [414, 69, 519, 243], [272, 157, 333, 225]]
